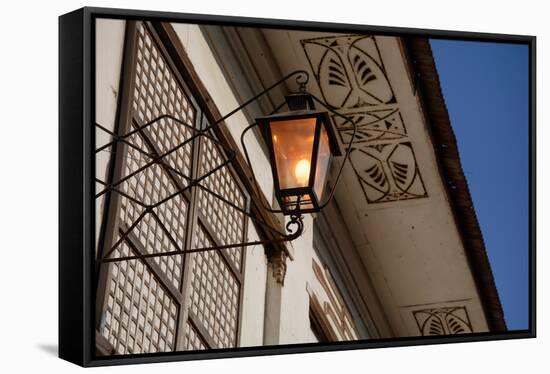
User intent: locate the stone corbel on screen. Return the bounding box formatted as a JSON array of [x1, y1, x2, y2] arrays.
[[266, 246, 288, 285]]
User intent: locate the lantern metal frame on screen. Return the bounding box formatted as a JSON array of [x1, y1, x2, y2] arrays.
[[96, 69, 357, 264], [240, 74, 357, 216], [256, 94, 342, 215]]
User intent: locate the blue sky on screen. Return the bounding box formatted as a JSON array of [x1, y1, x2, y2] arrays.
[[430, 39, 529, 330]]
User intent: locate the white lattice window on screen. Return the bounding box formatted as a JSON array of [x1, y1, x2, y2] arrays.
[[95, 21, 248, 355]]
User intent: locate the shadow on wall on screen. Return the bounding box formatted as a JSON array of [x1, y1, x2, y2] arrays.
[[36, 344, 58, 357]]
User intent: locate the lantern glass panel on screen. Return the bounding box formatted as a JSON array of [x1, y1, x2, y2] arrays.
[[269, 117, 317, 190], [313, 124, 331, 201], [282, 194, 314, 211]]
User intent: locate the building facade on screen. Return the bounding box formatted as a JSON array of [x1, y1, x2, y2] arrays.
[[94, 18, 506, 355]]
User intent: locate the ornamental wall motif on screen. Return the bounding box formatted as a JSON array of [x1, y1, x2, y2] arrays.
[[301, 35, 428, 203]]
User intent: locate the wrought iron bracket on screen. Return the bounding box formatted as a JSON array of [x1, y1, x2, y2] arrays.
[[101, 215, 304, 263], [96, 69, 357, 263], [97, 70, 318, 264]]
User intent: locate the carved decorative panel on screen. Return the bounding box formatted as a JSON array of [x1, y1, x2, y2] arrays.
[[350, 142, 427, 203], [301, 34, 428, 204], [331, 108, 407, 144], [413, 306, 473, 336]]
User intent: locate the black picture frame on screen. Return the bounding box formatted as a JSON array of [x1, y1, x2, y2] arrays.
[[59, 6, 536, 367]]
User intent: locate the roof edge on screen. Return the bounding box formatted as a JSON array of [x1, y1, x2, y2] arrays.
[[403, 38, 507, 332]]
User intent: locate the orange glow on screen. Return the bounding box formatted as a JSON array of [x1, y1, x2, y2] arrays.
[[270, 117, 317, 189], [294, 159, 311, 185]]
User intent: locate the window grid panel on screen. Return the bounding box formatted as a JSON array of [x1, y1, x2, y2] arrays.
[[184, 322, 208, 351], [133, 22, 196, 188], [98, 22, 249, 355], [188, 224, 240, 348], [197, 134, 246, 271], [100, 237, 178, 355], [117, 131, 187, 290]]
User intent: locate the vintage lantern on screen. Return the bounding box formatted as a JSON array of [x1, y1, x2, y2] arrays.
[[256, 93, 342, 215]]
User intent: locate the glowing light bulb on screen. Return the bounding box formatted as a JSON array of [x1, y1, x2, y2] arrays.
[[294, 159, 310, 185]]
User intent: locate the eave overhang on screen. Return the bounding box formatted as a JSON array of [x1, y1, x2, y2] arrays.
[[404, 38, 507, 332]]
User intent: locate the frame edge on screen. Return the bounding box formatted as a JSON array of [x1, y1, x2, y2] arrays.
[[59, 7, 92, 367]]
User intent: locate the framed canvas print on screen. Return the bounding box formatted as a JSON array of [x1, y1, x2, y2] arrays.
[[59, 6, 536, 367]]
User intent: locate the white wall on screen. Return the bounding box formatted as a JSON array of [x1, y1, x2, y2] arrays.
[[95, 19, 126, 248]]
